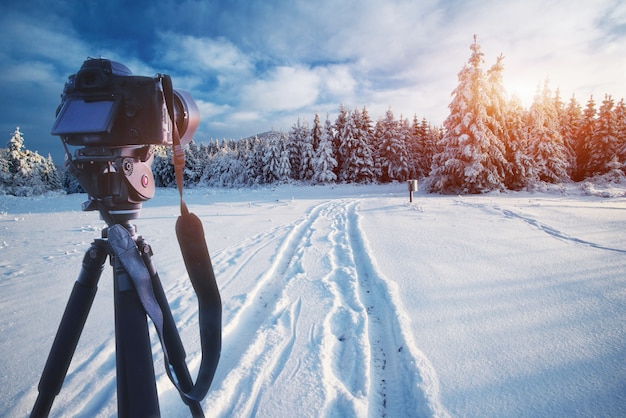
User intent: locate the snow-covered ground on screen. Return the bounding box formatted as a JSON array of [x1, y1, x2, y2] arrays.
[[1, 182, 625, 417]]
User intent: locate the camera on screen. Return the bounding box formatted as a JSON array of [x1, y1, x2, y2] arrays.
[[50, 58, 200, 222], [51, 57, 199, 147]]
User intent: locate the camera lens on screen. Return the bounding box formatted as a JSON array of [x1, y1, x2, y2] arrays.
[[173, 89, 200, 144]]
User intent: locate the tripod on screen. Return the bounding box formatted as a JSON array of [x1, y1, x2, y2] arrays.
[[30, 221, 205, 417], [31, 146, 219, 417]]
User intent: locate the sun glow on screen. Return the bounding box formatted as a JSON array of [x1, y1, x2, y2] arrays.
[[504, 79, 536, 108]]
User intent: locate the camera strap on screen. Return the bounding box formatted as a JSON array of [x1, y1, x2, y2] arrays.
[[146, 75, 222, 402]]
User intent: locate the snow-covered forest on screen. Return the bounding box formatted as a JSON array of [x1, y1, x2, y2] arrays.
[[2, 37, 625, 196]]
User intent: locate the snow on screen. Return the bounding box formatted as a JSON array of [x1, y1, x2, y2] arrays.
[[1, 183, 625, 417]]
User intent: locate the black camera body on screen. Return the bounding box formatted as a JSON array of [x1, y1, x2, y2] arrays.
[[51, 58, 198, 147], [50, 58, 200, 221]]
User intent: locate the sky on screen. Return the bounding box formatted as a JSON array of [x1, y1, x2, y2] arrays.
[[1, 0, 625, 163]]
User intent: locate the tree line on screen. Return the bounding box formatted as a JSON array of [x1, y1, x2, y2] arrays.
[[152, 37, 625, 192], [150, 108, 443, 189], [2, 37, 625, 196]]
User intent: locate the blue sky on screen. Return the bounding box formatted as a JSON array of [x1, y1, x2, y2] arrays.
[[1, 0, 625, 163]]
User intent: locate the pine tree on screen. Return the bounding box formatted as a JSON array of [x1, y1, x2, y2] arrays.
[[300, 126, 315, 182], [3, 127, 61, 195], [262, 133, 290, 184], [396, 115, 412, 181], [410, 116, 438, 179], [420, 119, 443, 178], [615, 99, 626, 168], [503, 97, 534, 190], [561, 95, 583, 179], [526, 81, 570, 184], [42, 155, 62, 190], [333, 105, 349, 178], [485, 54, 508, 141], [288, 118, 307, 180], [247, 136, 265, 185], [430, 36, 508, 193], [576, 96, 597, 180], [410, 115, 425, 178], [376, 108, 411, 182], [151, 145, 176, 187], [337, 108, 359, 182], [0, 146, 11, 190], [335, 107, 376, 183], [184, 141, 203, 186], [311, 115, 338, 184], [312, 113, 322, 153], [353, 107, 376, 182], [586, 94, 619, 176], [485, 54, 515, 183], [277, 133, 292, 182]]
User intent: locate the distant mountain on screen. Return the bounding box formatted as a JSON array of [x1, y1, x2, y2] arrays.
[[241, 130, 286, 142]]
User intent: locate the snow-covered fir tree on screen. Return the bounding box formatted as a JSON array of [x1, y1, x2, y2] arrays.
[[248, 136, 266, 185], [201, 139, 242, 187], [183, 141, 204, 186], [575, 96, 597, 180], [288, 118, 308, 181], [561, 95, 583, 179], [238, 138, 256, 186], [1, 127, 62, 196], [351, 107, 376, 183], [311, 113, 323, 153], [503, 97, 534, 190], [411, 117, 442, 179], [333, 105, 349, 179], [311, 115, 337, 184], [374, 109, 396, 182], [0, 145, 11, 189], [300, 124, 315, 182], [615, 99, 626, 167], [410, 115, 427, 178], [485, 54, 514, 183], [586, 94, 620, 176], [151, 145, 175, 187], [397, 115, 413, 181], [429, 36, 508, 193], [337, 107, 375, 183], [485, 54, 508, 140], [526, 81, 570, 184], [375, 108, 412, 182], [277, 133, 292, 182], [262, 132, 290, 184], [335, 106, 357, 182]]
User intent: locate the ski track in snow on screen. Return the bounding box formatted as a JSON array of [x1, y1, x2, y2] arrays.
[[169, 198, 445, 417], [455, 199, 626, 254]]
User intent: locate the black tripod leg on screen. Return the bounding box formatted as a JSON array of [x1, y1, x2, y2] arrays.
[[138, 239, 205, 417], [112, 256, 160, 418], [31, 241, 108, 418]]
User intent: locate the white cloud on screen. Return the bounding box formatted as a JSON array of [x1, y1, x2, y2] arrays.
[[318, 65, 357, 99], [156, 32, 253, 75], [241, 66, 321, 112], [196, 100, 231, 118]]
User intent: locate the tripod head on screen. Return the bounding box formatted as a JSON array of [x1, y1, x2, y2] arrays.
[[63, 143, 155, 225]]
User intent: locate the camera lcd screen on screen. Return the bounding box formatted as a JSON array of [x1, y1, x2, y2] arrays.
[[51, 97, 119, 135]]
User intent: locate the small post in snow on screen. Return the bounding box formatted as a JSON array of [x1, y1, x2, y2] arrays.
[[408, 179, 418, 203]]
